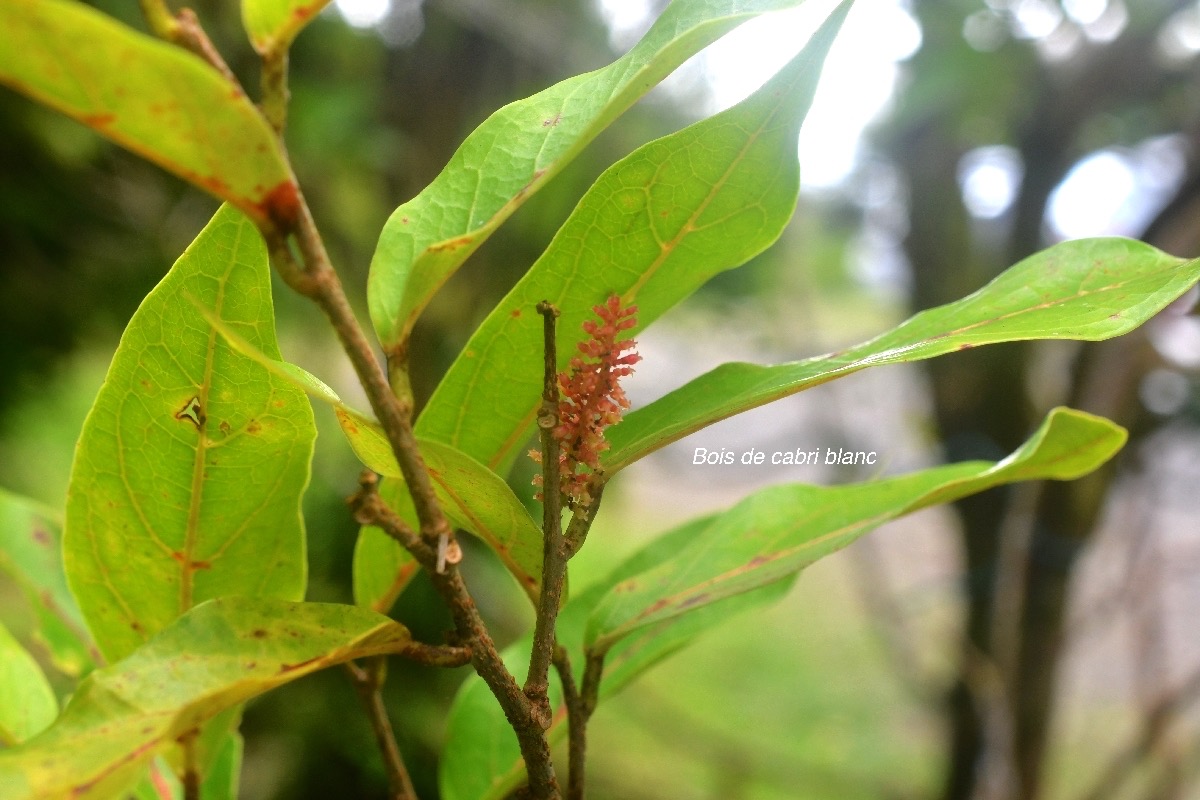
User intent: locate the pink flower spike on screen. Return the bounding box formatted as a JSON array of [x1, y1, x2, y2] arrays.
[[530, 294, 641, 508]]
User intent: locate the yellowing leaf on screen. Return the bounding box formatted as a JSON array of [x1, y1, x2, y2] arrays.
[[0, 1, 298, 228], [0, 599, 412, 800], [64, 206, 316, 663]]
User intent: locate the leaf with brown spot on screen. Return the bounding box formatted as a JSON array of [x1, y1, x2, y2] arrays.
[[0, 1, 295, 227], [64, 206, 316, 664], [0, 599, 411, 800], [186, 307, 543, 610]]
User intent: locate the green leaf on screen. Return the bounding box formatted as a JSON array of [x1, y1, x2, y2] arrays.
[[587, 407, 1126, 650], [417, 1, 852, 473], [607, 238, 1200, 472], [241, 0, 331, 55], [440, 407, 1123, 795], [63, 206, 316, 664], [368, 0, 835, 349], [0, 0, 297, 228], [0, 622, 58, 746], [183, 309, 545, 606], [199, 729, 242, 800], [193, 311, 539, 611], [439, 520, 792, 800], [0, 598, 412, 800], [0, 489, 96, 676]]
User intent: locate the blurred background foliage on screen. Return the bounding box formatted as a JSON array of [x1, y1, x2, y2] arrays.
[[2, 0, 1199, 798]]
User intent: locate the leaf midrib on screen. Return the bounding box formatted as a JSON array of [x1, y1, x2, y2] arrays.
[[180, 256, 229, 612]]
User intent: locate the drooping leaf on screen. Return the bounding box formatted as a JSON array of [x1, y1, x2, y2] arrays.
[[607, 238, 1200, 472], [417, 1, 853, 474], [439, 517, 793, 800], [367, 0, 834, 349], [0, 489, 96, 676], [0, 622, 58, 747], [241, 0, 331, 55], [0, 598, 412, 800], [0, 0, 297, 228], [587, 407, 1126, 650], [63, 206, 316, 664], [184, 309, 544, 607]]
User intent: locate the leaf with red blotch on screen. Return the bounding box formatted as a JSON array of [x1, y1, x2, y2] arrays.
[[0, 0, 297, 229]]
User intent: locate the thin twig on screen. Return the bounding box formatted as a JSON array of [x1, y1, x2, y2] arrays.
[[526, 301, 567, 729], [273, 202, 456, 567], [250, 51, 549, 792], [396, 641, 473, 668], [135, 5, 555, 796], [350, 472, 560, 797], [553, 647, 587, 800], [580, 649, 606, 720], [346, 658, 417, 800], [173, 9, 239, 85]]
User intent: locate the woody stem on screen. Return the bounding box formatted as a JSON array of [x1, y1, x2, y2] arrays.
[[525, 301, 569, 729]]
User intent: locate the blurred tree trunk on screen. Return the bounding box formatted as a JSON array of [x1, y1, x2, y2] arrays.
[[889, 3, 1199, 798]]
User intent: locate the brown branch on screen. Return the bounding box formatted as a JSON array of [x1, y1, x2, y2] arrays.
[[526, 301, 567, 729], [346, 658, 417, 800], [273, 199, 455, 567], [553, 647, 588, 800], [135, 3, 552, 794], [554, 642, 610, 799], [395, 641, 473, 668], [580, 649, 606, 720], [350, 472, 560, 797], [172, 9, 238, 85]]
